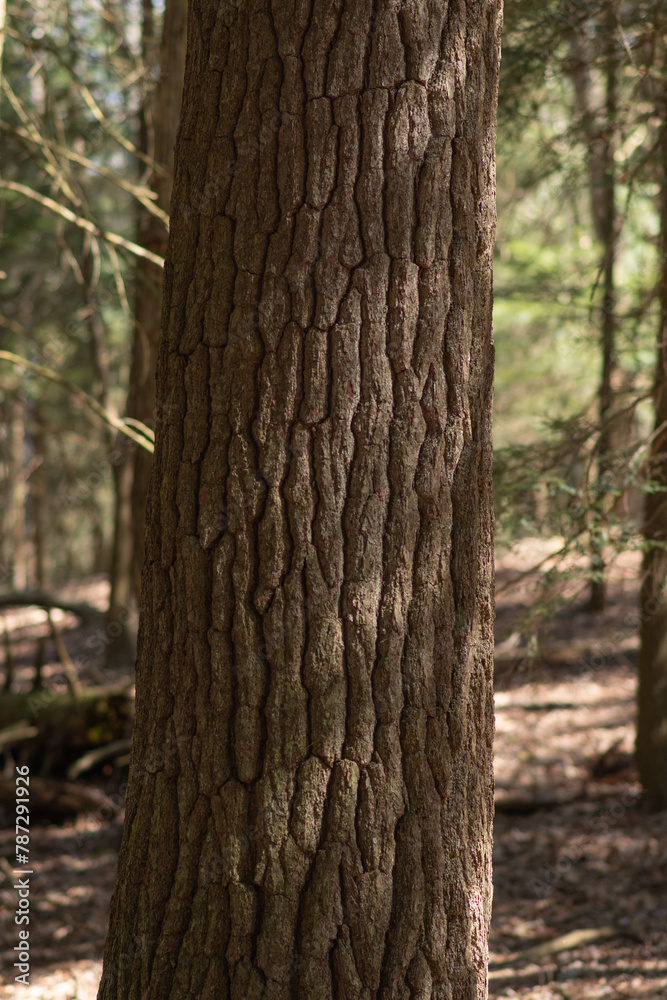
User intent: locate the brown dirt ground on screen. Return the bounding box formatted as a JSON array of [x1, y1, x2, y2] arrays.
[[0, 546, 665, 998]]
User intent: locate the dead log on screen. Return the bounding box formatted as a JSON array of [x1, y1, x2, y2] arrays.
[[0, 774, 115, 820], [0, 723, 39, 748], [0, 685, 134, 772], [495, 783, 641, 814], [67, 738, 132, 780], [0, 590, 104, 627], [490, 925, 643, 973]]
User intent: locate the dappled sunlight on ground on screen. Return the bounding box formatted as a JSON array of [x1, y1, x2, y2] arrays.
[[0, 961, 103, 999], [0, 556, 666, 998], [491, 545, 667, 999]]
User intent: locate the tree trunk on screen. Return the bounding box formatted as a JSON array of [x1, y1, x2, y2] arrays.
[[8, 392, 27, 589], [106, 449, 138, 666], [126, 0, 187, 606], [102, 0, 186, 666], [98, 3, 501, 998], [587, 12, 618, 613], [636, 76, 667, 813], [81, 248, 137, 668], [568, 10, 618, 612], [32, 406, 49, 589]]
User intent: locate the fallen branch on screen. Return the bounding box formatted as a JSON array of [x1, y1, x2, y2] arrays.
[[0, 589, 104, 628], [67, 738, 131, 780], [491, 925, 642, 970], [0, 775, 114, 819], [0, 722, 39, 748], [495, 783, 640, 815], [47, 609, 82, 696], [0, 686, 134, 775], [0, 353, 155, 452], [495, 793, 574, 814]]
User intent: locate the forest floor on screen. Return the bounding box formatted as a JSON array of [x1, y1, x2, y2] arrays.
[[0, 544, 666, 998], [491, 541, 667, 999]]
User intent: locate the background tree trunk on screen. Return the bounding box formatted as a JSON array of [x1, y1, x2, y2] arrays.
[[79, 245, 138, 668], [126, 0, 186, 606], [99, 2, 501, 998], [569, 6, 618, 612], [636, 72, 667, 813], [106, 453, 137, 665], [32, 405, 49, 588], [8, 392, 27, 589], [587, 8, 618, 613]]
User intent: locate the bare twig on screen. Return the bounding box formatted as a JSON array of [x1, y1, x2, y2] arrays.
[[0, 351, 154, 451], [0, 723, 39, 749], [0, 180, 164, 266], [2, 25, 168, 178], [67, 739, 132, 780], [492, 926, 641, 968], [46, 610, 82, 697], [0, 120, 169, 226]]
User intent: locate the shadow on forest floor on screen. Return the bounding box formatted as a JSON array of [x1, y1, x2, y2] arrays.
[[0, 545, 666, 998], [491, 541, 667, 999]]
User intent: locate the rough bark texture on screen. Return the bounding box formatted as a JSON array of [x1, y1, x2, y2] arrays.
[[99, 2, 500, 998], [127, 0, 187, 604], [636, 81, 667, 812]]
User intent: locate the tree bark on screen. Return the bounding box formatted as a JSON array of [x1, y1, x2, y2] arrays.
[[99, 3, 501, 998], [636, 73, 667, 813], [126, 0, 187, 606]]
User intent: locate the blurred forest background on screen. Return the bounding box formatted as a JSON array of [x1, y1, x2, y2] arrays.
[[0, 0, 667, 997]]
